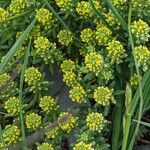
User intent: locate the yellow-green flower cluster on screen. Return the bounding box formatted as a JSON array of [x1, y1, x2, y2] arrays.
[[55, 0, 76, 12], [9, 0, 26, 14], [39, 96, 57, 114], [25, 113, 42, 130], [37, 143, 54, 150], [73, 141, 94, 150], [24, 67, 42, 89], [134, 45, 150, 71], [94, 86, 115, 106], [80, 28, 94, 44], [46, 126, 60, 139], [85, 51, 103, 74], [86, 112, 106, 132], [69, 85, 87, 103], [106, 40, 126, 64], [95, 23, 112, 46], [112, 0, 127, 7], [59, 112, 78, 133], [34, 36, 57, 63], [76, 1, 101, 19], [131, 19, 150, 43], [61, 59, 76, 73], [36, 8, 55, 29], [14, 46, 25, 58], [130, 74, 141, 87], [4, 97, 19, 116], [0, 7, 8, 21], [57, 29, 73, 46], [30, 25, 42, 39], [3, 125, 20, 145]]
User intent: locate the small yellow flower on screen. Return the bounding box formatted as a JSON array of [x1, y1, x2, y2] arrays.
[[86, 112, 106, 132], [25, 113, 42, 130], [61, 59, 76, 73], [0, 7, 9, 21], [57, 29, 73, 46], [94, 86, 115, 106], [59, 112, 78, 133], [39, 96, 57, 114], [46, 126, 60, 139], [4, 97, 20, 116], [130, 74, 141, 87], [73, 141, 94, 150], [106, 39, 126, 64], [69, 85, 87, 103], [80, 28, 94, 43], [95, 23, 112, 46], [112, 0, 127, 7], [37, 143, 54, 150], [85, 51, 103, 74], [131, 19, 150, 43], [3, 125, 20, 146]]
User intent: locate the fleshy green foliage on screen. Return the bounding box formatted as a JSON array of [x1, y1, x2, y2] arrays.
[[86, 112, 107, 132], [25, 113, 42, 130], [37, 143, 54, 150], [73, 141, 94, 150]]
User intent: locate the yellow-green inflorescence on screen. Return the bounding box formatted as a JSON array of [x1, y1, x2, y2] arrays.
[[134, 45, 150, 71], [57, 29, 73, 46], [106, 39, 127, 64], [55, 0, 76, 12], [73, 141, 94, 150], [95, 23, 112, 46], [112, 0, 127, 7], [85, 51, 103, 75], [69, 85, 87, 103], [59, 112, 78, 133], [46, 126, 60, 139], [4, 97, 20, 116], [9, 0, 26, 15], [3, 125, 20, 146], [131, 19, 150, 43], [80, 28, 95, 44], [94, 86, 115, 106], [34, 36, 57, 64], [25, 113, 42, 130], [130, 74, 141, 87], [0, 7, 9, 22], [39, 96, 57, 114], [86, 112, 107, 132], [37, 143, 54, 150], [36, 8, 55, 29]]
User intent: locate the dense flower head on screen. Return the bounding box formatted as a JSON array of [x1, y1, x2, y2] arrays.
[[36, 8, 54, 28], [106, 40, 126, 64], [95, 23, 112, 46], [130, 74, 141, 87], [94, 86, 115, 106], [80, 28, 94, 44], [3, 125, 20, 145], [4, 97, 20, 116], [25, 113, 42, 130], [85, 51, 103, 74], [69, 85, 87, 103], [55, 0, 76, 12], [59, 112, 78, 133], [112, 0, 127, 7], [37, 143, 54, 150], [134, 45, 150, 71], [61, 59, 76, 73], [57, 29, 73, 46], [76, 1, 101, 18], [30, 25, 42, 39], [0, 7, 9, 21], [86, 112, 106, 132], [63, 71, 78, 87], [9, 0, 26, 14], [131, 19, 150, 43], [39, 96, 57, 114], [73, 141, 94, 150], [46, 126, 60, 139], [24, 67, 42, 87], [14, 46, 25, 58]]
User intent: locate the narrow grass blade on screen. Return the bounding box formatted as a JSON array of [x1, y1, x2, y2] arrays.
[[133, 120, 150, 128], [0, 19, 36, 73], [104, 0, 128, 30], [19, 40, 31, 145]]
